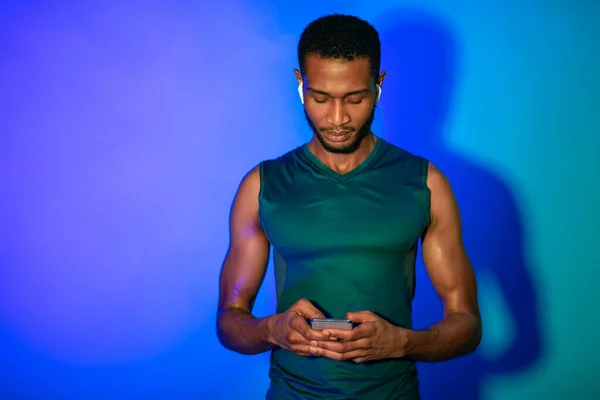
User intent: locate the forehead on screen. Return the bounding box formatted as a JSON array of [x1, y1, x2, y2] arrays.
[[303, 54, 372, 90]]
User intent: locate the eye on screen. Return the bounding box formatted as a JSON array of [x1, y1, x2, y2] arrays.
[[346, 97, 364, 105], [313, 97, 329, 104]]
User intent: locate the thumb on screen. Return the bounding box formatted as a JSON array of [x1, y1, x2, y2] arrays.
[[346, 310, 378, 323], [294, 299, 326, 319]]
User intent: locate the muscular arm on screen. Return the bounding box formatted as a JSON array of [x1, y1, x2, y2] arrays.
[[403, 163, 482, 362], [216, 165, 275, 355]]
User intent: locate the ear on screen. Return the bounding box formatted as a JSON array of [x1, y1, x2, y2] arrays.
[[294, 68, 303, 83], [377, 71, 386, 86]]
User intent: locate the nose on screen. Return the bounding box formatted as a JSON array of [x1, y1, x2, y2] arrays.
[[326, 100, 351, 127]]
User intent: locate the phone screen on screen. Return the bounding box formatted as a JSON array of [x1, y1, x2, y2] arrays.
[[309, 318, 353, 330]]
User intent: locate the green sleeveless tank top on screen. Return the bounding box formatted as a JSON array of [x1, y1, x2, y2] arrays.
[[259, 137, 430, 400]]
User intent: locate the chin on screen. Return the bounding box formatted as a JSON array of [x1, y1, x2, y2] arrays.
[[318, 134, 360, 154], [317, 128, 373, 154]]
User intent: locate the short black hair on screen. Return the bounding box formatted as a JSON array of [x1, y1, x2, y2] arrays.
[[297, 14, 381, 78]]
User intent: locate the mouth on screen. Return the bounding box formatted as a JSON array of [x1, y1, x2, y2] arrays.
[[323, 130, 353, 142]]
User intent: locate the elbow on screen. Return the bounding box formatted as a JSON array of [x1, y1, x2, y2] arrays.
[[216, 311, 233, 350], [465, 315, 483, 355], [216, 326, 228, 349], [217, 333, 237, 353], [215, 309, 250, 354]]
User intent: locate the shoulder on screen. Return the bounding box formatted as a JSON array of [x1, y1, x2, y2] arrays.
[[379, 139, 430, 185], [425, 162, 460, 231], [259, 146, 301, 170], [257, 146, 303, 186], [237, 147, 301, 195], [426, 162, 451, 193], [233, 165, 261, 208]]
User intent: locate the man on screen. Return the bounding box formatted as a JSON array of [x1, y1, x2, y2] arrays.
[[216, 14, 482, 400]]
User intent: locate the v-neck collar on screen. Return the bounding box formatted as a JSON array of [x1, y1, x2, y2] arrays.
[[299, 137, 385, 184]]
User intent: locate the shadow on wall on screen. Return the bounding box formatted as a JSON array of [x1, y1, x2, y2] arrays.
[[375, 8, 543, 400]]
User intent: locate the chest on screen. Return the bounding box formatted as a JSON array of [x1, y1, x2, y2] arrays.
[[259, 173, 429, 259]]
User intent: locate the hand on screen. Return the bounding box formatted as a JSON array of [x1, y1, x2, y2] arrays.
[[308, 311, 408, 363], [268, 298, 330, 357]]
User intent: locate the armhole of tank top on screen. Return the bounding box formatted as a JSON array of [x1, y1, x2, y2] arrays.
[[420, 158, 432, 236], [257, 162, 273, 246], [258, 161, 265, 200], [258, 161, 266, 230]]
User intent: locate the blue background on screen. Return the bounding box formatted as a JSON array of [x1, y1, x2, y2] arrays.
[[1, 1, 599, 399]]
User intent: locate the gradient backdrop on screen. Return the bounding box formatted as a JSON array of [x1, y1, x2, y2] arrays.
[[1, 0, 598, 399]]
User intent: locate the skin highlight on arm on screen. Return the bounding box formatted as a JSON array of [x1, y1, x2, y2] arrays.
[[401, 162, 482, 362]]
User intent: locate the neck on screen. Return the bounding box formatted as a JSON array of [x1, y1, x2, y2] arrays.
[[307, 132, 377, 175]]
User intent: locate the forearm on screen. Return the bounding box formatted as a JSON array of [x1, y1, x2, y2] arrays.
[[216, 307, 277, 355], [402, 311, 482, 362]]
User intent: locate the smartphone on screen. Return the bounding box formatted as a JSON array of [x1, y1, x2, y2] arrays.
[[309, 318, 353, 331]]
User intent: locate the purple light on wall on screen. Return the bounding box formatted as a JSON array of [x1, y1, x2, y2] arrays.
[[0, 1, 292, 365]]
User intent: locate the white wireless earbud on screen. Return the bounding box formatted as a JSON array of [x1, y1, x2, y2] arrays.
[[375, 84, 382, 106], [298, 81, 304, 104]]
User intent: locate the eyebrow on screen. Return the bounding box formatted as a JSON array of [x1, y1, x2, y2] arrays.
[[306, 87, 371, 97]]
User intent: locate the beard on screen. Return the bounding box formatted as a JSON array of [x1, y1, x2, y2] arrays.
[[304, 108, 376, 155]]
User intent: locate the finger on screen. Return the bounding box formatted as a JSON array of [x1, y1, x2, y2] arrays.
[[286, 329, 312, 345], [346, 310, 379, 323], [313, 338, 370, 354], [323, 323, 375, 341], [321, 328, 353, 341], [289, 344, 313, 357], [309, 345, 367, 361], [294, 299, 326, 319], [290, 315, 329, 341]]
